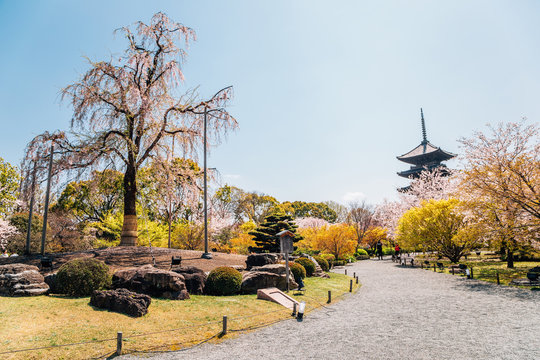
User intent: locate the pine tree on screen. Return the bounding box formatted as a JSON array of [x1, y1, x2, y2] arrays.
[[249, 213, 302, 253]]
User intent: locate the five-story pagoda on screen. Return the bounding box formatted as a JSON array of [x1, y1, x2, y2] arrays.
[[397, 109, 456, 189]]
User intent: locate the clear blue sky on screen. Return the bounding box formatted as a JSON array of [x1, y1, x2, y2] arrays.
[[1, 0, 539, 205]]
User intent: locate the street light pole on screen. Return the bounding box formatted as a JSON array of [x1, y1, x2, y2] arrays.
[[202, 106, 212, 259], [200, 86, 233, 260]]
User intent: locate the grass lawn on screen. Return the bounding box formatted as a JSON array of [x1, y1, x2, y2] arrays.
[[0, 273, 357, 359], [415, 255, 539, 286]]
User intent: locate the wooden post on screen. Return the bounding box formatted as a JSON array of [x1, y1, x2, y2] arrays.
[[353, 272, 356, 278], [433, 264, 436, 272], [222, 315, 228, 335], [356, 276, 359, 284], [470, 267, 474, 279], [327, 290, 331, 303], [496, 271, 500, 285], [345, 269, 347, 276], [349, 279, 353, 292], [292, 302, 297, 316], [285, 252, 290, 292], [421, 263, 423, 269], [116, 332, 122, 355]]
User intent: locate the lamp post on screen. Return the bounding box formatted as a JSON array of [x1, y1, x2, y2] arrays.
[[201, 86, 233, 260]]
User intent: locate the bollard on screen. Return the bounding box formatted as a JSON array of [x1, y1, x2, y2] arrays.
[[349, 279, 353, 292], [496, 271, 500, 285], [345, 269, 347, 276], [327, 290, 332, 303], [356, 276, 359, 284], [116, 332, 123, 356], [353, 272, 356, 278], [222, 315, 228, 335], [292, 302, 297, 317]]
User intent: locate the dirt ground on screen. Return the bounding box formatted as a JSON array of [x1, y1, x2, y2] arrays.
[[0, 247, 248, 274]]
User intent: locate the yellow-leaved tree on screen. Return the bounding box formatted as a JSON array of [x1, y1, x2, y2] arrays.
[[397, 198, 483, 263], [313, 224, 357, 260], [229, 221, 256, 254]]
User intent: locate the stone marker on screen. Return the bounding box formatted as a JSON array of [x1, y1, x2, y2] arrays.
[[257, 287, 299, 310]]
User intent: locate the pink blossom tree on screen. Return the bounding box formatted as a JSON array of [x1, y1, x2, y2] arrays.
[[0, 218, 18, 252], [22, 13, 236, 246]]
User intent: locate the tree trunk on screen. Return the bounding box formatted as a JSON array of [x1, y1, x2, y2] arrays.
[[120, 164, 138, 246], [506, 248, 514, 268]]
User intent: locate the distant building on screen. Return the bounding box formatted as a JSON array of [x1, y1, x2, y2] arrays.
[[397, 109, 456, 191]]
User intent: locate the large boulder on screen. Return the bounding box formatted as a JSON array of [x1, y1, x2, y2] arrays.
[[90, 288, 151, 317], [250, 264, 287, 275], [112, 265, 190, 300], [0, 263, 49, 296], [171, 266, 207, 295], [245, 254, 279, 270], [241, 271, 297, 294]]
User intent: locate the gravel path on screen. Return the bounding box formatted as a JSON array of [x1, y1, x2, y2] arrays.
[[122, 259, 540, 360]]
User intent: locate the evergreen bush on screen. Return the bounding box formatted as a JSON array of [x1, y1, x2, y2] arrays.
[[204, 266, 242, 296], [295, 258, 316, 276], [313, 256, 329, 272], [289, 262, 306, 281], [56, 258, 111, 297]]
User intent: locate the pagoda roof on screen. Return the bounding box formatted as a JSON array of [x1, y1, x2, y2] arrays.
[[397, 140, 456, 165]]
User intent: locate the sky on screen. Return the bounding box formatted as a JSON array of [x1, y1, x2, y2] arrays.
[[1, 0, 540, 205]]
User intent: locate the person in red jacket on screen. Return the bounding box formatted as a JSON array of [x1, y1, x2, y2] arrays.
[[395, 244, 401, 256]]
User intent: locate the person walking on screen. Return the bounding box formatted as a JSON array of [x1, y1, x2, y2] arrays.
[[376, 240, 383, 260]]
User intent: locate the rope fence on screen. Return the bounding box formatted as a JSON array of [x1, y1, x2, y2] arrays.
[[1, 277, 359, 358]]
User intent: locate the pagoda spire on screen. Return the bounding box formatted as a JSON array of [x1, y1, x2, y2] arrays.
[[421, 108, 427, 144]]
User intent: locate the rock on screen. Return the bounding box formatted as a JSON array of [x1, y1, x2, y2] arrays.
[[245, 254, 279, 270], [172, 266, 205, 275], [90, 288, 151, 317], [112, 265, 190, 300], [250, 264, 287, 275], [172, 266, 207, 295], [0, 263, 49, 296], [241, 271, 297, 294], [231, 265, 245, 271]]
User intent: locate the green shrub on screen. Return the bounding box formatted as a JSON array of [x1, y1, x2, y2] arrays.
[[295, 258, 316, 276], [56, 258, 111, 297], [355, 249, 368, 256], [204, 266, 242, 296], [289, 262, 306, 281], [313, 256, 329, 272], [382, 247, 395, 256], [321, 253, 335, 262], [331, 260, 347, 267]]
